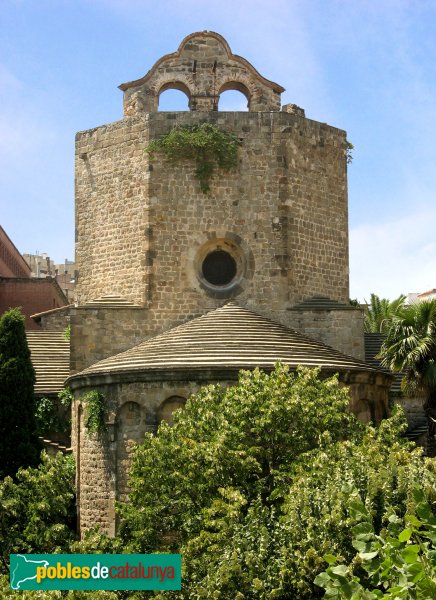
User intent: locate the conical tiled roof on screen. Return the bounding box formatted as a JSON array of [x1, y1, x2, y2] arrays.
[[69, 303, 379, 384]]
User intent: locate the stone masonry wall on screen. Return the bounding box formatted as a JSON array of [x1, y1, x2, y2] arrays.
[[287, 308, 365, 361], [72, 379, 202, 534], [38, 307, 71, 332], [75, 119, 151, 307], [74, 111, 349, 371], [70, 307, 147, 372]]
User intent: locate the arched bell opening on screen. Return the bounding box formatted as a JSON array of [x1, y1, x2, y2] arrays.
[[218, 82, 251, 111], [157, 82, 191, 111]]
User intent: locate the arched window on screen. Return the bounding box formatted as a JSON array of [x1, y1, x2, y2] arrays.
[[218, 82, 250, 111], [158, 396, 186, 426], [158, 82, 191, 111], [116, 401, 144, 437], [115, 401, 147, 504]]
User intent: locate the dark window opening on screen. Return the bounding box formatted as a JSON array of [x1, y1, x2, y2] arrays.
[[202, 250, 237, 286]]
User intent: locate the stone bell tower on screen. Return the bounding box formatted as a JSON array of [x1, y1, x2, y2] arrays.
[[70, 32, 384, 535], [72, 31, 358, 376]]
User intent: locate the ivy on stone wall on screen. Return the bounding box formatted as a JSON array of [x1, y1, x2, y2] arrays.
[[35, 387, 73, 437], [83, 390, 106, 434], [146, 123, 240, 193]]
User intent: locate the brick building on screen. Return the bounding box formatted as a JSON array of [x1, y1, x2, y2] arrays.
[[0, 226, 69, 329], [0, 225, 31, 278]]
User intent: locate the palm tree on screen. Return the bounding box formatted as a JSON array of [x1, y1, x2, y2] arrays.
[[364, 293, 406, 334], [378, 299, 436, 456]]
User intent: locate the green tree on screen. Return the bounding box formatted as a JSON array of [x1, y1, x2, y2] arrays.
[[0, 452, 76, 574], [0, 308, 41, 478], [364, 293, 406, 334], [379, 299, 436, 456], [115, 365, 436, 599], [119, 366, 361, 553]]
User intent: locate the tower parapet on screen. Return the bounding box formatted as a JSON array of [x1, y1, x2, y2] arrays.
[[119, 31, 285, 115]]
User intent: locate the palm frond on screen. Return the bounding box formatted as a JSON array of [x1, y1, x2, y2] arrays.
[[378, 299, 436, 399]]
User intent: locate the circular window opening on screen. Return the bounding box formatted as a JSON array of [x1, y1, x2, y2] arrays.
[[202, 250, 237, 286]]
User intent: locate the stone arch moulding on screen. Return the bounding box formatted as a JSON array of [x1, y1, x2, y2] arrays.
[[157, 80, 193, 111], [157, 395, 187, 426], [115, 401, 145, 437], [188, 231, 255, 299], [158, 81, 192, 98], [119, 31, 284, 115]]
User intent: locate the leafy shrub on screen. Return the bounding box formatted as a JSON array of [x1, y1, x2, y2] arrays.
[[315, 487, 436, 598], [0, 452, 76, 573], [82, 390, 106, 434], [35, 394, 70, 437], [146, 123, 239, 193], [113, 366, 435, 598]]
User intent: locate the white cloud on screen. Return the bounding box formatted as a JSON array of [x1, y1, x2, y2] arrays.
[[350, 209, 436, 301]]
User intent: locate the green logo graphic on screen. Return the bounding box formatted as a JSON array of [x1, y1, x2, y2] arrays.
[[10, 554, 181, 591]]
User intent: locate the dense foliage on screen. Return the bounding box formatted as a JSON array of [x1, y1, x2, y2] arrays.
[[1, 364, 434, 598], [346, 141, 354, 164], [114, 365, 436, 599], [0, 575, 118, 599], [0, 452, 76, 574], [315, 488, 436, 598], [119, 366, 360, 552], [35, 387, 72, 437], [146, 123, 239, 193], [0, 308, 41, 478]]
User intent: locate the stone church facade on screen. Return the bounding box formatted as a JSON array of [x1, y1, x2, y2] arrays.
[[68, 32, 391, 535]]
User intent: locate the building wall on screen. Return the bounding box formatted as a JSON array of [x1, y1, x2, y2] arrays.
[[72, 380, 196, 535], [36, 306, 71, 332], [0, 226, 31, 278], [0, 278, 68, 329], [70, 307, 147, 372], [23, 253, 56, 278], [287, 308, 365, 361], [74, 111, 349, 369]]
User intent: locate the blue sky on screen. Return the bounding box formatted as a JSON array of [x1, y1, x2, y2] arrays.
[[1, 0, 435, 301]]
